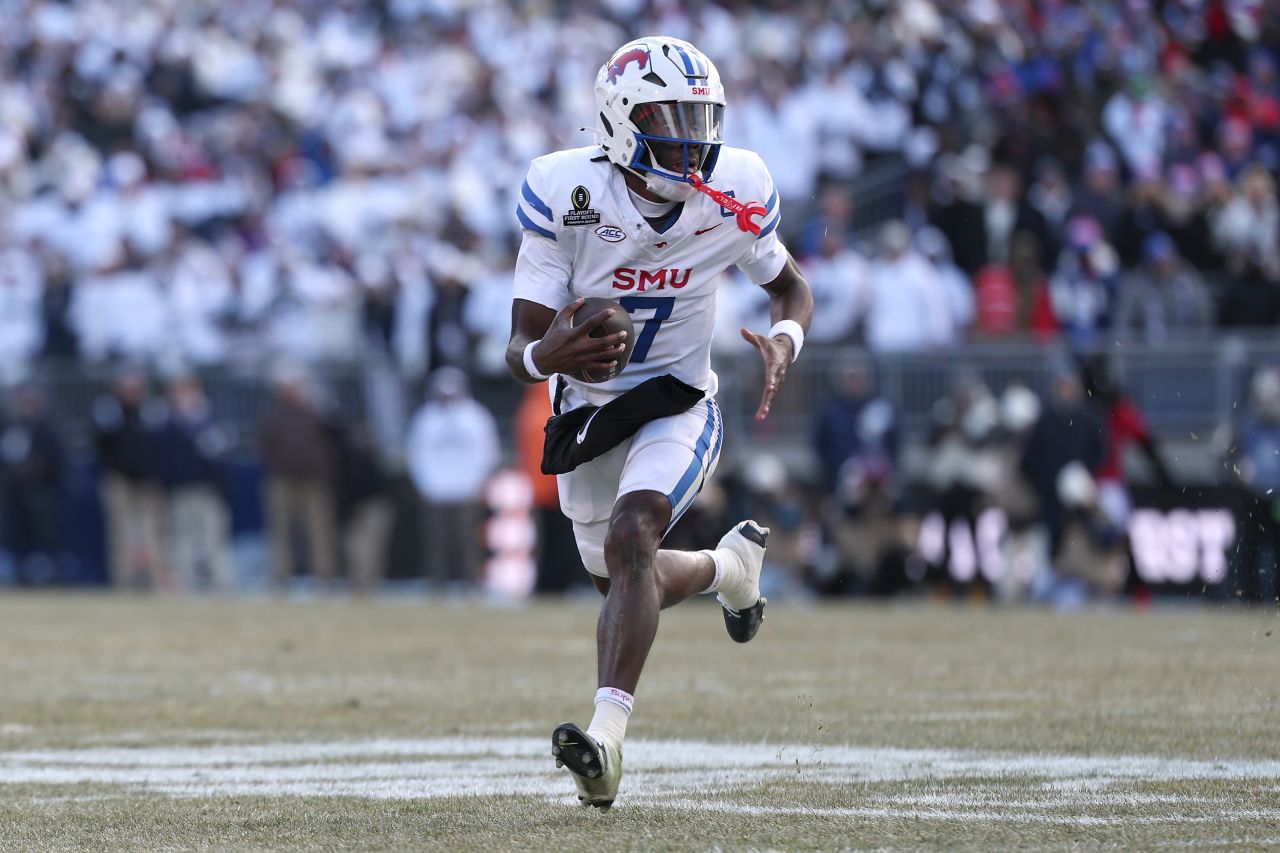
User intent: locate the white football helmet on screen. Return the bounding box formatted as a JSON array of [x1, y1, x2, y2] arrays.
[[594, 36, 726, 200]]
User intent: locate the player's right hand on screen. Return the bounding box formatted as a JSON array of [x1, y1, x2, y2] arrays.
[[531, 298, 628, 377]]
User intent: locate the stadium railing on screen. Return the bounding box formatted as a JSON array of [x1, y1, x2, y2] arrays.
[[17, 334, 1280, 456]]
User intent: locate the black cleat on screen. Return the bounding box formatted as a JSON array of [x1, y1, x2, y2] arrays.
[[722, 596, 767, 643], [551, 722, 621, 808]]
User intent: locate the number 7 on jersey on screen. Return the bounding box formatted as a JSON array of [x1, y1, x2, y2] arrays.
[[617, 296, 674, 363]]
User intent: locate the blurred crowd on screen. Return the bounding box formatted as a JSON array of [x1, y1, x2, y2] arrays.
[[1, 362, 505, 593], [0, 0, 1278, 380], [1, 354, 1277, 603], [1, 0, 1280, 600], [682, 350, 1280, 606]]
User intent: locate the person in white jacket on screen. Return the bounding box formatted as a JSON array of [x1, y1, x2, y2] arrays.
[[405, 367, 500, 589], [864, 221, 955, 352]]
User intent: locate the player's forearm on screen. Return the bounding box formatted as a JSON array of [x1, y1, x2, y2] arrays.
[[767, 257, 814, 336]]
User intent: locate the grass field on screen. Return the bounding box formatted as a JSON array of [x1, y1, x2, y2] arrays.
[[1, 594, 1278, 851]]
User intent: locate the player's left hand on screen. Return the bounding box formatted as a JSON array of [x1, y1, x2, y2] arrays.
[[741, 327, 793, 421]]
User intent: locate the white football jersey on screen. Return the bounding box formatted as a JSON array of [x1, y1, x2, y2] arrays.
[[514, 145, 787, 408]]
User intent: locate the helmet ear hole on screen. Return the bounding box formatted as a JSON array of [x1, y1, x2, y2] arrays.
[[621, 97, 628, 106]]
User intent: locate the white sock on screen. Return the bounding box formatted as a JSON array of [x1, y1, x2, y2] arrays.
[[703, 547, 752, 607], [699, 549, 728, 594], [587, 687, 633, 747]]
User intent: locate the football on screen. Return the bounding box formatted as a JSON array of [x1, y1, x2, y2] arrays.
[[570, 296, 636, 383]]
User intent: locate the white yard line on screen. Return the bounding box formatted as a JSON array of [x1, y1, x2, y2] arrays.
[[1, 737, 1277, 825]]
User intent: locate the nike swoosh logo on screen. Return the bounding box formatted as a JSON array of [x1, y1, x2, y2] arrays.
[[694, 224, 722, 235], [576, 408, 602, 444]]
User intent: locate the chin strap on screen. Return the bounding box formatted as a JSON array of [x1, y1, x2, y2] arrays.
[[688, 174, 767, 235]]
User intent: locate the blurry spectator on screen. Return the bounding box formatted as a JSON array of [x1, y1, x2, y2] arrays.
[[983, 164, 1052, 275], [1080, 355, 1173, 530], [1218, 247, 1280, 328], [930, 153, 987, 276], [515, 383, 585, 593], [39, 250, 79, 360], [1070, 142, 1126, 236], [813, 349, 898, 495], [734, 75, 820, 210], [1115, 233, 1214, 343], [915, 226, 974, 344], [1020, 368, 1105, 557], [333, 419, 392, 596], [803, 233, 868, 345], [1212, 164, 1280, 278], [463, 260, 517, 378], [864, 221, 954, 352], [1102, 74, 1168, 177], [258, 366, 338, 589], [1226, 365, 1280, 601], [163, 235, 235, 365], [1048, 462, 1127, 606], [798, 185, 857, 260], [1023, 159, 1071, 268], [823, 448, 909, 597], [1218, 116, 1256, 182], [0, 245, 45, 369], [427, 273, 472, 374], [406, 367, 499, 590], [729, 453, 812, 599], [155, 373, 233, 592], [1048, 215, 1120, 348], [991, 383, 1043, 603], [973, 232, 1058, 340], [1159, 163, 1221, 273], [0, 382, 67, 584], [94, 367, 167, 588], [916, 369, 1003, 591], [1113, 168, 1167, 269], [71, 258, 168, 364]]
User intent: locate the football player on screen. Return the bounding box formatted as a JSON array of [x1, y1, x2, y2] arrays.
[[505, 35, 813, 808]]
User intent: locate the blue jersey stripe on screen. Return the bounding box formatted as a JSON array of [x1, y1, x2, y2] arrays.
[[517, 206, 556, 240], [708, 400, 724, 469], [666, 401, 722, 534], [666, 402, 716, 512], [756, 212, 780, 240], [521, 180, 553, 221]]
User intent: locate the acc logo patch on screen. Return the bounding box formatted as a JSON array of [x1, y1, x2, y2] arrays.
[[595, 225, 626, 243], [563, 185, 601, 227]]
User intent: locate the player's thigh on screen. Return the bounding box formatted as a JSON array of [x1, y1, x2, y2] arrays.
[[557, 439, 629, 526], [618, 398, 724, 536], [564, 397, 723, 578], [572, 490, 673, 584]]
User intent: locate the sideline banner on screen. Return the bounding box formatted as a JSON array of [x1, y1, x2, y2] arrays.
[[913, 485, 1270, 597]]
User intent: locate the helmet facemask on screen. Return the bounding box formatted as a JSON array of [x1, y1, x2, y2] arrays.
[[628, 101, 724, 185]]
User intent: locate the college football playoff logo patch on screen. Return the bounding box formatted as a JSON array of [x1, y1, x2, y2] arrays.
[[563, 185, 601, 226]]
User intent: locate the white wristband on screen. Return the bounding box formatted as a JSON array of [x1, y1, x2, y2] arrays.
[[768, 319, 804, 363], [522, 339, 550, 381]]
